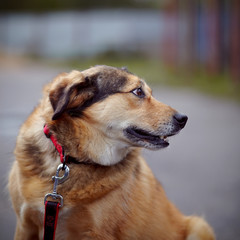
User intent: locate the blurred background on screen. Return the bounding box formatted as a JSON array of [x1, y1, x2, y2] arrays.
[[0, 0, 240, 239]]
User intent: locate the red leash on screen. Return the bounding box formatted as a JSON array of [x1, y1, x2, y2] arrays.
[[43, 124, 69, 240]]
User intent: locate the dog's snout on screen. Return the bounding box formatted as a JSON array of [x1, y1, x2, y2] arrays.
[[172, 113, 188, 129]]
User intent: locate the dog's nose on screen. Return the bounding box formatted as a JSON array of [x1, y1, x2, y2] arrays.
[[172, 113, 188, 129]]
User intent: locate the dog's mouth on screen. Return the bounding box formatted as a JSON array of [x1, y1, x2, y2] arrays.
[[124, 127, 174, 149]]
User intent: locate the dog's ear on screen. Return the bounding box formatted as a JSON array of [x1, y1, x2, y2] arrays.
[[49, 71, 97, 120]]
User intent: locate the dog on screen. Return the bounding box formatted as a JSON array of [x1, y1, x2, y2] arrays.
[[9, 65, 215, 239]]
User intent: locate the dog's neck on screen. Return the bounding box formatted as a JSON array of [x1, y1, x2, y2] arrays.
[[44, 120, 133, 167], [81, 123, 133, 166], [87, 138, 132, 166], [55, 149, 141, 203]]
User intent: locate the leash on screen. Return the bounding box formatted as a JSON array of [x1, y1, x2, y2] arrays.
[[43, 125, 70, 240], [44, 201, 60, 240], [43, 124, 96, 239]]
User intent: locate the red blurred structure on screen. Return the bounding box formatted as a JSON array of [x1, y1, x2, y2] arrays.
[[161, 0, 240, 82]]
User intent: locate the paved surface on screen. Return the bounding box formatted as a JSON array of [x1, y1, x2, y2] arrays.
[[0, 58, 240, 239]]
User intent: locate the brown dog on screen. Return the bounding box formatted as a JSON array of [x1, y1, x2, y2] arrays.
[[9, 65, 215, 239]]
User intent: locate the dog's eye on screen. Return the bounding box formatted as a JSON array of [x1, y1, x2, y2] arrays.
[[132, 88, 145, 98]]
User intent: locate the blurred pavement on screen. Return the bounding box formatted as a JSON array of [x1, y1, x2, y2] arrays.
[[0, 58, 240, 240]]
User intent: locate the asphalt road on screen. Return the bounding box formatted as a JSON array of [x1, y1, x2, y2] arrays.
[[1, 59, 240, 240]]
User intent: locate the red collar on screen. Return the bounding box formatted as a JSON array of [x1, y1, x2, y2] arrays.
[[44, 124, 98, 166], [43, 124, 65, 163]]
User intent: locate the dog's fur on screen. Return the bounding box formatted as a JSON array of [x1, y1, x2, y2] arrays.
[[9, 65, 215, 239]]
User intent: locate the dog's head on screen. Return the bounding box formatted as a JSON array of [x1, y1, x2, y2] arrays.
[[47, 65, 187, 165]]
